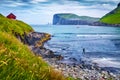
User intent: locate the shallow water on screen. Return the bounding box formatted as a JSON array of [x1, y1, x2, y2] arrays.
[[32, 25, 120, 73]]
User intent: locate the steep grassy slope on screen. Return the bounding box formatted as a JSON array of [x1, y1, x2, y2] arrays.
[[0, 14, 33, 36], [0, 14, 66, 80], [100, 3, 120, 24]]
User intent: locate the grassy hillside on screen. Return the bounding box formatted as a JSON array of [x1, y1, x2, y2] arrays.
[[0, 14, 33, 36], [100, 4, 120, 24], [57, 13, 99, 22], [0, 14, 66, 80]]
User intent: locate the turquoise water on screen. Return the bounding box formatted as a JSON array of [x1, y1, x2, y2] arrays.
[[32, 25, 120, 72]]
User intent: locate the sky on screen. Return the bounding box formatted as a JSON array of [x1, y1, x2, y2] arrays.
[[0, 0, 119, 24]]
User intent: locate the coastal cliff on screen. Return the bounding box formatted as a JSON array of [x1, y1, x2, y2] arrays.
[[53, 13, 99, 25], [91, 2, 120, 27]]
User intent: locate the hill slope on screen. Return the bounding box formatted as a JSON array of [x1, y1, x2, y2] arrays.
[[0, 14, 33, 36], [100, 3, 120, 24], [0, 14, 66, 80], [53, 13, 99, 25]]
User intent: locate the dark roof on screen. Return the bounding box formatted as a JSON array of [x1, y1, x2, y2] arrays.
[[7, 13, 16, 17], [7, 13, 16, 19]]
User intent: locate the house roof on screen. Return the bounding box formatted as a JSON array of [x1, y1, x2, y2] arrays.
[[7, 13, 16, 17], [7, 13, 16, 19]]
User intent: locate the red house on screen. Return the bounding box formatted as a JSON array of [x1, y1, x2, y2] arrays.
[[7, 13, 16, 19]]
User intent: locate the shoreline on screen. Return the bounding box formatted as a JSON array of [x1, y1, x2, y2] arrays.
[[44, 58, 120, 80], [26, 32, 120, 80]]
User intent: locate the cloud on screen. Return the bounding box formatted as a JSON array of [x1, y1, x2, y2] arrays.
[[30, 0, 48, 3], [84, 0, 119, 2], [6, 2, 28, 7], [0, 0, 119, 24]]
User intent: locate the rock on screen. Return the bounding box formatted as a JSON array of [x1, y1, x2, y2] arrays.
[[90, 21, 120, 27], [69, 57, 77, 62], [54, 55, 64, 60], [44, 49, 54, 55], [62, 48, 66, 50]]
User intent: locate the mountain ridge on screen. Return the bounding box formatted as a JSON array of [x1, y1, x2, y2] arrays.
[[53, 13, 99, 25]]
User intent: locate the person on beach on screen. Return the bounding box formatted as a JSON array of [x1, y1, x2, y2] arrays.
[[82, 48, 85, 55]]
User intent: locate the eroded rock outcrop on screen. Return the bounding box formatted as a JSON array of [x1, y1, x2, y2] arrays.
[[14, 31, 63, 60]]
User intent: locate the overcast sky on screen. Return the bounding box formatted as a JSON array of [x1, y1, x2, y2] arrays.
[[0, 0, 119, 24]]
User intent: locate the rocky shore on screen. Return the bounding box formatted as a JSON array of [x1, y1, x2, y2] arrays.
[[44, 58, 120, 80], [23, 32, 63, 60], [25, 32, 120, 80], [90, 22, 120, 27]]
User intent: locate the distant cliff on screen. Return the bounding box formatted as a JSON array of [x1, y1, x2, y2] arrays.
[[53, 13, 99, 25]]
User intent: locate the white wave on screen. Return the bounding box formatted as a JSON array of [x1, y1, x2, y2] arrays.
[[76, 34, 99, 37], [76, 34, 120, 38], [91, 58, 120, 68]]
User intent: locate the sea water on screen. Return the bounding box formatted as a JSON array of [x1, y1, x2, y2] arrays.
[[32, 25, 120, 73]]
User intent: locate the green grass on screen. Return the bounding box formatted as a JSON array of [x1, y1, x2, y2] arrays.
[[58, 13, 80, 19], [0, 14, 67, 80], [100, 7, 120, 24], [0, 14, 33, 36]]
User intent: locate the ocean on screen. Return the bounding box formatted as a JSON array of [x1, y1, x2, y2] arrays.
[[32, 25, 120, 73]]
